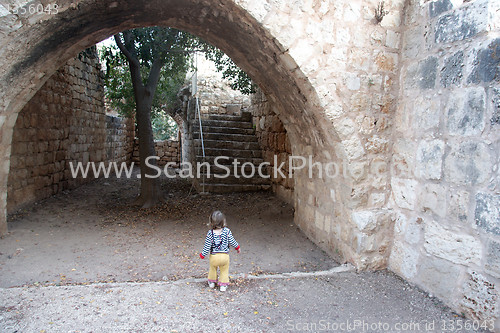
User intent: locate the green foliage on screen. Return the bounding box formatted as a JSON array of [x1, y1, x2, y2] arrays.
[[98, 27, 193, 117], [98, 27, 255, 141], [99, 45, 136, 116], [151, 113, 178, 141], [98, 27, 193, 139], [200, 43, 256, 95]]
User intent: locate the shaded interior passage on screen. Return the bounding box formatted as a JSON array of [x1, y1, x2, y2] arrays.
[[0, 169, 337, 288]]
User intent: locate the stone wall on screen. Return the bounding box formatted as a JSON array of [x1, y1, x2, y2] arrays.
[[250, 89, 293, 204], [132, 139, 181, 167], [7, 50, 134, 214], [194, 54, 251, 116], [390, 0, 500, 323], [105, 115, 135, 164]]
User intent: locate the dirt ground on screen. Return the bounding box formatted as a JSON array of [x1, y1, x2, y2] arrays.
[[0, 171, 492, 332], [0, 169, 336, 288]]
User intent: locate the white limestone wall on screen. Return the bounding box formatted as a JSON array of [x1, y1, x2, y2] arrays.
[[391, 0, 500, 324]]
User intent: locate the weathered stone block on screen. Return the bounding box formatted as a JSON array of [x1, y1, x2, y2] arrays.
[[389, 241, 419, 279], [434, 1, 488, 44], [419, 57, 437, 89], [416, 139, 444, 180], [418, 256, 461, 300], [402, 26, 424, 59], [420, 184, 447, 218], [391, 177, 418, 210], [491, 87, 500, 126], [345, 73, 361, 91], [226, 104, 241, 114], [404, 217, 422, 245], [460, 271, 499, 321], [385, 30, 400, 49], [468, 38, 500, 84], [446, 87, 486, 136], [424, 219, 482, 265], [369, 193, 386, 208], [440, 51, 463, 88], [413, 95, 441, 131], [444, 141, 491, 186], [365, 135, 389, 154], [486, 240, 500, 278], [341, 136, 365, 160], [448, 190, 470, 225], [429, 0, 453, 18], [404, 57, 437, 90], [475, 192, 500, 235], [354, 233, 377, 253], [334, 117, 355, 140], [352, 210, 377, 233], [392, 139, 416, 178]]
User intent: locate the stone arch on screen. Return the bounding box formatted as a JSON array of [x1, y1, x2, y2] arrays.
[[0, 0, 396, 269]]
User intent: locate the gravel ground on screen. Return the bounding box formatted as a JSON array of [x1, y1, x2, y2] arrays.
[[1, 270, 491, 332]]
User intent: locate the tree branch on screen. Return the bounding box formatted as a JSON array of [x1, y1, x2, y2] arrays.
[[114, 33, 140, 68], [114, 32, 143, 91], [146, 57, 165, 92]]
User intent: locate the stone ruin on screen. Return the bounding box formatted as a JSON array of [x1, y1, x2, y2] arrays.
[[0, 0, 499, 325]]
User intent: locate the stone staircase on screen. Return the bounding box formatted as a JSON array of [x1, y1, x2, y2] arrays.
[[192, 112, 271, 193]]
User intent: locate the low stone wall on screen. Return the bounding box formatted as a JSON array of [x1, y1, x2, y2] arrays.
[[132, 139, 180, 168], [106, 115, 135, 164], [250, 90, 293, 204], [7, 50, 134, 214]]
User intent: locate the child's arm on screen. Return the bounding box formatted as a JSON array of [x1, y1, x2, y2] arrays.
[[227, 229, 241, 253], [199, 231, 212, 259]]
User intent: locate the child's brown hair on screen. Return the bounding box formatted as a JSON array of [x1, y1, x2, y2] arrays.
[[208, 210, 227, 229]]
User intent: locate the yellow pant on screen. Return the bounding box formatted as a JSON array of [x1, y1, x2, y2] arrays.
[[208, 253, 230, 286]]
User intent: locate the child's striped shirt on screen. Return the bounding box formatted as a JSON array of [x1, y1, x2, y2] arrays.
[[200, 227, 239, 258]]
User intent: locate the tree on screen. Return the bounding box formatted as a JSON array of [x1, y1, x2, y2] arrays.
[[201, 43, 256, 95], [99, 27, 255, 208], [100, 42, 185, 139], [104, 27, 194, 208]]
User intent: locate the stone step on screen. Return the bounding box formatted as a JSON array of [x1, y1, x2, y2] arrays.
[[200, 164, 270, 176], [195, 183, 271, 193], [195, 156, 264, 165], [207, 112, 252, 122], [194, 139, 260, 150], [191, 112, 265, 194], [197, 148, 262, 158], [193, 132, 258, 142], [194, 119, 254, 129], [194, 126, 255, 135], [195, 174, 271, 185]]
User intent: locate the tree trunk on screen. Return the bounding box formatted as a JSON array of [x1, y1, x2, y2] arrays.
[[134, 89, 163, 208], [113, 32, 166, 208]]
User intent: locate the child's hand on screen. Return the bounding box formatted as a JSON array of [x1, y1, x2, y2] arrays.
[[237, 248, 241, 254]]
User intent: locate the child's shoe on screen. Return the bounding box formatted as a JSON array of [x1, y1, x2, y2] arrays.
[[208, 282, 215, 289], [220, 285, 227, 292]]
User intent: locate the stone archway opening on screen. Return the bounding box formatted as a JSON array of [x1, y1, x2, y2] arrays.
[[1, 38, 341, 289], [0, 0, 390, 272]]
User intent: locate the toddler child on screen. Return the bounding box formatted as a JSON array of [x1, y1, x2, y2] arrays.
[[199, 210, 240, 291]]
